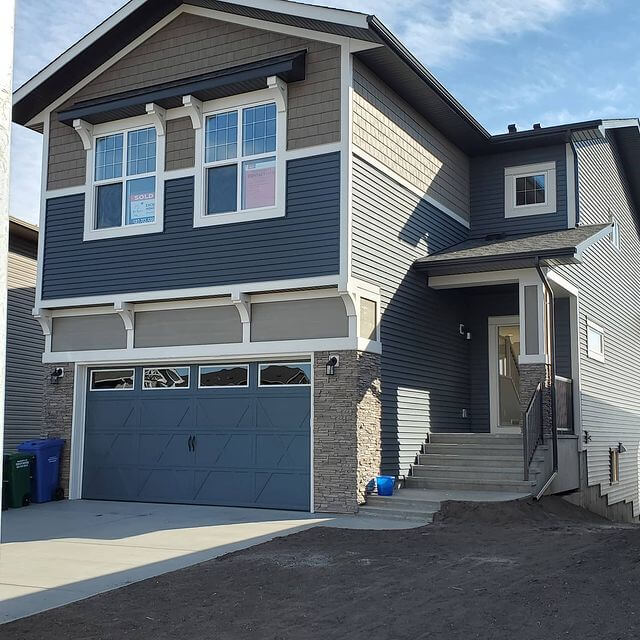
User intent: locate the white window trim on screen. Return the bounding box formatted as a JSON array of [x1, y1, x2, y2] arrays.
[[505, 161, 557, 218], [83, 115, 166, 241], [258, 361, 312, 387], [586, 319, 605, 363], [198, 364, 250, 388], [142, 366, 191, 390], [89, 367, 135, 391], [194, 89, 287, 228]]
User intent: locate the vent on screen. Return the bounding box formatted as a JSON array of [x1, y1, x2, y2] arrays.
[[533, 123, 542, 130], [507, 124, 517, 133]]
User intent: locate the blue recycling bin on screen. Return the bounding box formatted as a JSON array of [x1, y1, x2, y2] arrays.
[[376, 475, 395, 496], [17, 439, 65, 503]]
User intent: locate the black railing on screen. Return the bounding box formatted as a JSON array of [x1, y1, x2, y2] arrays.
[[523, 383, 543, 481], [555, 376, 573, 433]]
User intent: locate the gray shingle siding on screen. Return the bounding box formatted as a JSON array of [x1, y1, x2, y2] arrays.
[[351, 155, 470, 475], [470, 144, 568, 237], [557, 129, 640, 515], [42, 152, 340, 299]]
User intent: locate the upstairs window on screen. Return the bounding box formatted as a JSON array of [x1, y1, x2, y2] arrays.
[[93, 126, 157, 231], [587, 320, 605, 362], [202, 101, 278, 219], [505, 161, 556, 218]]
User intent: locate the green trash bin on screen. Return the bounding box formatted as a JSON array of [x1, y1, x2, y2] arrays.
[[2, 453, 35, 508]]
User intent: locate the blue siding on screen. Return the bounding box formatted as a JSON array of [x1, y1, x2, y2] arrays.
[[470, 144, 568, 237], [351, 155, 470, 476], [42, 153, 340, 300], [554, 297, 572, 379]]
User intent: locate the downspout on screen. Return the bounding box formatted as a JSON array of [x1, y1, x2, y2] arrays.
[[535, 258, 559, 498]]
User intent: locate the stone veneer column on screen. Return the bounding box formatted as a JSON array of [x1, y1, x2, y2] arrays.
[[313, 350, 381, 513], [519, 362, 552, 436], [42, 363, 75, 497]]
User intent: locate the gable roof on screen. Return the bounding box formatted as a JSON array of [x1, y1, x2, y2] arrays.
[[414, 224, 613, 276]]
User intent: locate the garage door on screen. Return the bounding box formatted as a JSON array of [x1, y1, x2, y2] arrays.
[[82, 361, 311, 510]]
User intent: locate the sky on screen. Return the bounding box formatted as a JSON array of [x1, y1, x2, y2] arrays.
[[10, 0, 640, 224]]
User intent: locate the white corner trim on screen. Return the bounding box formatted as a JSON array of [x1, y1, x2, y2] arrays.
[[145, 103, 167, 136], [73, 119, 94, 151], [266, 76, 287, 113], [182, 95, 203, 130], [504, 161, 557, 219], [353, 149, 471, 229], [566, 142, 577, 228]]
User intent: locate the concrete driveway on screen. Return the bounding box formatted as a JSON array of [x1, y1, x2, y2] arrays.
[[0, 500, 411, 623]]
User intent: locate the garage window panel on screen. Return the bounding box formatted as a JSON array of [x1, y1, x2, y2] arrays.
[[199, 364, 249, 388], [143, 366, 190, 389], [90, 368, 135, 391], [258, 363, 311, 387]]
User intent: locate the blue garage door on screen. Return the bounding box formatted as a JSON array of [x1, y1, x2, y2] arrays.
[[82, 362, 311, 510]]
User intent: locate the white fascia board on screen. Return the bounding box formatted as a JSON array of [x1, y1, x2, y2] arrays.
[[38, 275, 341, 309], [599, 118, 640, 134], [574, 224, 613, 260], [213, 0, 370, 29], [428, 269, 526, 290], [44, 336, 365, 364]]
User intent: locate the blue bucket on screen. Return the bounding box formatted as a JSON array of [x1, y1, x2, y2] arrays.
[[376, 475, 395, 496]]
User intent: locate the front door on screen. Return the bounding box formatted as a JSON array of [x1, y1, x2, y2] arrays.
[[488, 316, 521, 433]]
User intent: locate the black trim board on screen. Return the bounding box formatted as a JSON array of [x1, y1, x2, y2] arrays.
[[58, 51, 306, 126]]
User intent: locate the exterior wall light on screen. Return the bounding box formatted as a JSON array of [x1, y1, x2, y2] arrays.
[[50, 367, 64, 384], [325, 356, 338, 376], [618, 442, 627, 454]]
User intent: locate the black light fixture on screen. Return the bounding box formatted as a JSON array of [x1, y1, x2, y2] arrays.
[[618, 442, 627, 454], [325, 356, 338, 376], [50, 367, 64, 384]]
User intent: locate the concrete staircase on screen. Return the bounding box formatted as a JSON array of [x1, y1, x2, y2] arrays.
[[405, 433, 537, 493], [358, 490, 440, 523]]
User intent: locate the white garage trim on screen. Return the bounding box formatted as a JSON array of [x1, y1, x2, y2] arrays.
[[68, 355, 317, 512]]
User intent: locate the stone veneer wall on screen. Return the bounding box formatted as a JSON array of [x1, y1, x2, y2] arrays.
[[519, 362, 552, 436], [42, 363, 75, 497], [313, 350, 381, 514]]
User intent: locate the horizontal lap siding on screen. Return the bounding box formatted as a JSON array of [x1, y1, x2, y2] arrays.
[[352, 60, 470, 223], [42, 152, 340, 299], [352, 155, 469, 476], [4, 238, 44, 450], [470, 145, 568, 236], [47, 12, 341, 189], [558, 129, 640, 516]]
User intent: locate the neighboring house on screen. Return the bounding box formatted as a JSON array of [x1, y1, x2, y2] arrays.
[[4, 217, 44, 451], [11, 0, 640, 520]]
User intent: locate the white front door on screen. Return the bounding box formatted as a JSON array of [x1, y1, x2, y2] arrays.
[[488, 316, 521, 434]]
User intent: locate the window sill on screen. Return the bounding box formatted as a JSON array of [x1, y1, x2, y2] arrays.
[[194, 206, 285, 228], [505, 203, 556, 218], [83, 220, 164, 242]]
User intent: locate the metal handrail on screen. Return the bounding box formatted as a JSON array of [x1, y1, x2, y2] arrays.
[[522, 383, 543, 481]]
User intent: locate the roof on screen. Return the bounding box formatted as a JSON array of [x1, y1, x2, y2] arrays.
[[414, 224, 613, 277]]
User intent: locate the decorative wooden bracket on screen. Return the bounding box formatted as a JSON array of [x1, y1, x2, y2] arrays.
[[73, 119, 94, 151], [182, 95, 203, 130], [267, 76, 287, 113], [115, 302, 135, 349], [33, 308, 52, 336], [145, 103, 167, 137], [231, 291, 251, 343]]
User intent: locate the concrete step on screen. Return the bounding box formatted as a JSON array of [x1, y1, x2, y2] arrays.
[[429, 433, 522, 445], [417, 453, 523, 467], [423, 443, 523, 456], [411, 465, 528, 482], [366, 493, 441, 511], [358, 504, 436, 523], [405, 475, 535, 493]]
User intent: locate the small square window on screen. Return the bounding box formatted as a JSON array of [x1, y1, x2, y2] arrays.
[[199, 365, 248, 388], [587, 321, 605, 362], [90, 369, 134, 391], [143, 367, 190, 389], [505, 162, 556, 218], [515, 174, 545, 206]]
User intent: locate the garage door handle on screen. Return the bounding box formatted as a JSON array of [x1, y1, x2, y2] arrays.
[[188, 435, 194, 452]]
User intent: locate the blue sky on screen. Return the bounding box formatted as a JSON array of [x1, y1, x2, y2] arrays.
[[10, 0, 640, 223]]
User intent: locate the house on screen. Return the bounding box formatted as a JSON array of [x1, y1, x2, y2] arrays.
[[11, 0, 640, 521], [4, 217, 44, 452]]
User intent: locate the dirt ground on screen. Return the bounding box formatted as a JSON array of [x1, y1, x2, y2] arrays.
[[3, 497, 640, 640]]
